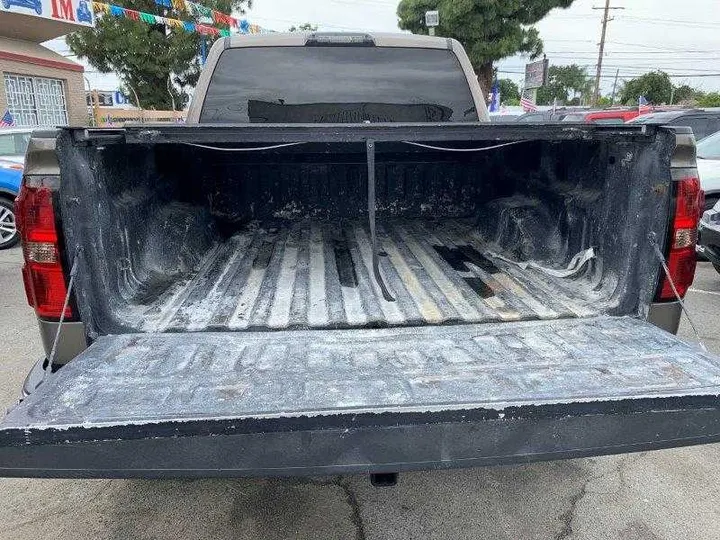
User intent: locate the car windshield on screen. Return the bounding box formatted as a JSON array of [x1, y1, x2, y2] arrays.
[[0, 132, 31, 158], [200, 46, 478, 123], [697, 130, 720, 159]]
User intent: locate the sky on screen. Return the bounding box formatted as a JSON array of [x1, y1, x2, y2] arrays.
[[47, 0, 720, 97]]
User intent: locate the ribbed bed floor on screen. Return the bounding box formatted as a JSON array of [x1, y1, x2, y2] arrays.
[[128, 219, 613, 332]]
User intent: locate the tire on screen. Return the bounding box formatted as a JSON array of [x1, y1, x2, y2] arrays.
[[0, 198, 19, 250]]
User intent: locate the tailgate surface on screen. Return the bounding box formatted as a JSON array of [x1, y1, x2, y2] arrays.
[[3, 316, 720, 478], [5, 316, 720, 428]]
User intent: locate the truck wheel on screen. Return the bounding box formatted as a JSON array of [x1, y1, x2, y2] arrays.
[[0, 198, 19, 249]]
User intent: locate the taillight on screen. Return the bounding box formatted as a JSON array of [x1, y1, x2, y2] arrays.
[[15, 176, 73, 319], [657, 177, 701, 301]]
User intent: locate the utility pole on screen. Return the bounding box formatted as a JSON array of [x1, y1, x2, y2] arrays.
[[592, 1, 624, 105], [610, 68, 620, 105]]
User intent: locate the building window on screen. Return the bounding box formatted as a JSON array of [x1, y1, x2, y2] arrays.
[[3, 73, 68, 127]]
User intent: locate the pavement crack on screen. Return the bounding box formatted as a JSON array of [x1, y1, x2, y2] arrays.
[[554, 477, 589, 540], [334, 478, 367, 540]]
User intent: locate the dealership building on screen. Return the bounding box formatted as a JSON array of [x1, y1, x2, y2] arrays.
[[0, 0, 93, 127]]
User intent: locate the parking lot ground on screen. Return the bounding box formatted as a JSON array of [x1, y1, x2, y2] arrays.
[[2, 245, 720, 540]]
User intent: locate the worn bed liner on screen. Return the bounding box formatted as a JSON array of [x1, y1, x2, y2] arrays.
[[3, 316, 720, 478], [122, 218, 611, 333]]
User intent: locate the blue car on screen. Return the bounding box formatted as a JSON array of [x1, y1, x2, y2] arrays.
[[76, 0, 92, 23], [1, 0, 42, 15], [0, 159, 21, 249], [0, 128, 30, 249]]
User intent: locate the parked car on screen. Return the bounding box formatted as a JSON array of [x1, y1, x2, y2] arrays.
[[489, 114, 521, 123], [695, 130, 720, 210], [628, 109, 720, 141], [1, 32, 717, 481], [0, 158, 22, 249], [563, 108, 649, 124], [1, 0, 42, 15], [516, 108, 589, 123], [698, 199, 720, 274], [0, 128, 32, 165]]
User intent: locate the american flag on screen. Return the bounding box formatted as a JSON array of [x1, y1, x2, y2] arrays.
[[0, 110, 14, 128], [520, 93, 538, 112], [638, 95, 651, 113]]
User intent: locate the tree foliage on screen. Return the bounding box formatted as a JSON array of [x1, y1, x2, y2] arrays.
[[536, 64, 591, 105], [397, 0, 576, 98], [618, 71, 673, 105], [289, 23, 318, 32], [67, 0, 251, 109], [672, 84, 696, 104], [497, 78, 520, 102], [697, 92, 720, 107]]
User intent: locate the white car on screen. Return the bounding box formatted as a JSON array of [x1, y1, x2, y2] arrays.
[[0, 127, 32, 166], [697, 130, 720, 210]]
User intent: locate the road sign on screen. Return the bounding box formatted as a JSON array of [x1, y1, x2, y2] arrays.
[[425, 10, 439, 27], [524, 58, 549, 90]]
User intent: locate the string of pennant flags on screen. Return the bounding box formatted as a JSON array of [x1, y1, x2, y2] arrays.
[[91, 0, 268, 36]]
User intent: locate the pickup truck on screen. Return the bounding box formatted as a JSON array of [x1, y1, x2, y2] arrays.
[[1, 32, 718, 480]]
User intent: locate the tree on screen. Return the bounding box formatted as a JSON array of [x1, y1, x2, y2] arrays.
[[497, 78, 520, 102], [536, 64, 591, 105], [618, 71, 673, 106], [397, 0, 576, 99], [672, 84, 698, 104], [68, 0, 251, 109], [596, 95, 612, 107], [289, 23, 318, 32], [697, 92, 720, 107]]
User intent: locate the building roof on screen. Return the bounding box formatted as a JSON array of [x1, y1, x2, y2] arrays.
[[0, 36, 83, 73]]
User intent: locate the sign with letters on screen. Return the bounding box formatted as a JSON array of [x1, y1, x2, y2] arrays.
[[0, 0, 94, 27]]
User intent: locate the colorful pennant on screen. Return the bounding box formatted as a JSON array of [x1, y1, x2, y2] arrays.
[[153, 0, 239, 30], [91, 1, 259, 37]]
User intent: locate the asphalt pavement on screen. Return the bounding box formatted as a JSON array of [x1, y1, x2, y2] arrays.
[[2, 245, 720, 540]]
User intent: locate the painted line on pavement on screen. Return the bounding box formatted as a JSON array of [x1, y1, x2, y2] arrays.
[[688, 288, 720, 297]]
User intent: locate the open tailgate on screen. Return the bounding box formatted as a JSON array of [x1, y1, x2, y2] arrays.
[[2, 316, 720, 478]]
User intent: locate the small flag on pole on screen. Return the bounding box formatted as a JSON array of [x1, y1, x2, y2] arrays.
[[0, 110, 14, 127], [520, 91, 538, 112], [489, 81, 501, 113], [638, 95, 651, 113]]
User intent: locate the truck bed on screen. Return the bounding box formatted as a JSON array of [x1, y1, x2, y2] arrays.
[[129, 218, 609, 332]]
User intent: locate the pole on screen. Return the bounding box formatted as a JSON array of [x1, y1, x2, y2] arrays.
[[610, 68, 619, 105], [428, 27, 435, 36], [91, 89, 101, 127], [669, 86, 675, 105], [592, 2, 625, 106], [593, 0, 611, 105]]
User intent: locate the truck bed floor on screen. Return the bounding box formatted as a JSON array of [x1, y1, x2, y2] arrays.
[[130, 219, 612, 332]]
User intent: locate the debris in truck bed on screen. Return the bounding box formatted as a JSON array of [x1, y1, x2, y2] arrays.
[[114, 219, 615, 333]]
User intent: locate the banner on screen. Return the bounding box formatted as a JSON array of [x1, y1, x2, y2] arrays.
[[92, 1, 267, 36], [0, 0, 95, 27]]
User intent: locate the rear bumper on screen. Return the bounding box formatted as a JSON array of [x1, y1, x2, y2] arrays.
[[2, 398, 720, 479]]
